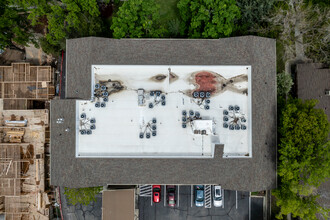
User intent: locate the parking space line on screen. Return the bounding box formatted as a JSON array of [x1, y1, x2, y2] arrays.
[[191, 185, 193, 207], [151, 191, 153, 206], [236, 190, 238, 209], [164, 185, 166, 207], [178, 185, 180, 207], [222, 189, 225, 208]]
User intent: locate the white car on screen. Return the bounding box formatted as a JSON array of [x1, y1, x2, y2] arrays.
[[213, 185, 223, 207]]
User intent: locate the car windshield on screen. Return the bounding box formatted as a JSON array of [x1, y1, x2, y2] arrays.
[[196, 190, 204, 201], [169, 200, 175, 204], [215, 189, 221, 196]]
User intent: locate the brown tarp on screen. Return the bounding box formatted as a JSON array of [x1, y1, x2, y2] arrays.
[[102, 189, 135, 220]]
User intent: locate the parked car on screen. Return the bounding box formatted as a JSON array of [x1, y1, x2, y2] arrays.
[[194, 185, 204, 207], [153, 185, 161, 203], [213, 185, 222, 207], [166, 185, 176, 207]]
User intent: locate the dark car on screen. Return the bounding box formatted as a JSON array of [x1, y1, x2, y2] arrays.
[[153, 185, 161, 203], [194, 185, 204, 207], [166, 185, 176, 207]]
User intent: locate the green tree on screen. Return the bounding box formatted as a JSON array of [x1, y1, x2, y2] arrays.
[[274, 98, 330, 219], [111, 0, 166, 38], [235, 0, 275, 33], [277, 71, 293, 97], [0, 0, 35, 50], [13, 0, 105, 54], [177, 0, 241, 38], [64, 186, 103, 206]]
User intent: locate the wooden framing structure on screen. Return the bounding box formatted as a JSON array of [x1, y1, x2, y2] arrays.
[[0, 63, 55, 110], [0, 108, 50, 220]]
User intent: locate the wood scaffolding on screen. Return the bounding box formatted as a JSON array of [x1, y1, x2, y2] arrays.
[[0, 108, 50, 220], [0, 63, 55, 110]]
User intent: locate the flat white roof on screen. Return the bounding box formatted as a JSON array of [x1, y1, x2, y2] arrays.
[[76, 65, 252, 158]]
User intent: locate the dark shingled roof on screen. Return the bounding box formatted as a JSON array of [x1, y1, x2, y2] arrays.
[[297, 63, 330, 121], [51, 36, 277, 191]]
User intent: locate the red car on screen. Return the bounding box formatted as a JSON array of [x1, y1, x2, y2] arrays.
[[152, 185, 161, 203], [166, 185, 176, 207]]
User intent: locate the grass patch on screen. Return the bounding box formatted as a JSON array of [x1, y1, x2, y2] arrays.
[[276, 41, 285, 73]]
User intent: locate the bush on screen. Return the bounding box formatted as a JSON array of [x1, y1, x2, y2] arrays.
[[277, 71, 293, 97], [177, 0, 241, 38], [110, 0, 166, 38], [64, 186, 103, 206]]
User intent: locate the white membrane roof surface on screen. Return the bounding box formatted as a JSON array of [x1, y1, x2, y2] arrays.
[[76, 65, 252, 158]]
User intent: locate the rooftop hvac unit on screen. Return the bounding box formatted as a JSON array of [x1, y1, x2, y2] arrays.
[[152, 131, 157, 136], [86, 130, 92, 135], [235, 105, 240, 111], [156, 91, 161, 96], [223, 123, 228, 128], [95, 102, 100, 108], [152, 125, 157, 130], [149, 103, 154, 108], [150, 91, 155, 96], [195, 112, 200, 117], [182, 117, 187, 122], [193, 91, 199, 98], [223, 110, 228, 115], [103, 97, 108, 102], [223, 116, 229, 121], [325, 90, 330, 96], [103, 91, 109, 97], [199, 91, 205, 98], [152, 118, 157, 124], [146, 132, 151, 139], [229, 124, 235, 130], [80, 113, 86, 119], [80, 130, 86, 135], [229, 105, 234, 111], [241, 124, 247, 130], [235, 124, 240, 130], [90, 118, 96, 123], [100, 102, 106, 108], [161, 95, 166, 100], [189, 110, 194, 116], [139, 132, 144, 139], [204, 105, 210, 110], [205, 99, 210, 104], [182, 123, 187, 128], [101, 85, 107, 91], [241, 118, 246, 123], [161, 101, 166, 106], [205, 92, 211, 98], [90, 124, 96, 130], [182, 110, 187, 116], [95, 83, 100, 89]]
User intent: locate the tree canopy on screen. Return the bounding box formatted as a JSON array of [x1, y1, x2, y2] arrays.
[[274, 98, 330, 219], [64, 186, 103, 206], [110, 0, 166, 38], [177, 0, 241, 38], [11, 0, 105, 54], [0, 0, 35, 50]]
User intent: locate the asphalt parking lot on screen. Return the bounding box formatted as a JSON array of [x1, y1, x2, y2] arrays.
[[138, 185, 252, 220]]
